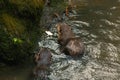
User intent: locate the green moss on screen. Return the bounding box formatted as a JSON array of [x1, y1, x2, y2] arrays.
[[9, 0, 44, 11], [2, 13, 25, 36], [0, 0, 44, 65], [0, 0, 69, 65], [50, 0, 67, 13]]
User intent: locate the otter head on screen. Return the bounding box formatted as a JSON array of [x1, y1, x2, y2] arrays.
[[56, 23, 72, 35]]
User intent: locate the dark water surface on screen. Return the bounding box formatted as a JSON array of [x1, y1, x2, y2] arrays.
[[0, 0, 120, 80]]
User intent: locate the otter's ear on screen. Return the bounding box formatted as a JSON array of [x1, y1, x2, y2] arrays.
[[57, 25, 61, 32], [35, 53, 41, 62]]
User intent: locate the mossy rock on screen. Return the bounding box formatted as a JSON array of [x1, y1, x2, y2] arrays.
[[0, 8, 44, 65], [2, 13, 25, 36], [50, 0, 67, 13], [9, 0, 44, 9]]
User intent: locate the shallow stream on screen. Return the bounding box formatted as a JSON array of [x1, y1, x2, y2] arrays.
[[0, 0, 120, 80]]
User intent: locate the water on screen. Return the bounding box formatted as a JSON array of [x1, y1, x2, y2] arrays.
[[0, 65, 34, 80], [0, 0, 120, 80]]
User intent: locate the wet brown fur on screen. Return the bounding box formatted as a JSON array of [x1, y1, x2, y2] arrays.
[[34, 48, 52, 78], [56, 23, 84, 56]]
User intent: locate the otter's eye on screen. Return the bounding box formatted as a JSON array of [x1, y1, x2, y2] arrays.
[[58, 28, 61, 32]]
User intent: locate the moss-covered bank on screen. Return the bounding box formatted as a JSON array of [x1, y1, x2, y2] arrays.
[[0, 0, 68, 65], [0, 0, 44, 65]]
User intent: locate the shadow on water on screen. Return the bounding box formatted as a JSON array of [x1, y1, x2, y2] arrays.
[[0, 0, 120, 80]]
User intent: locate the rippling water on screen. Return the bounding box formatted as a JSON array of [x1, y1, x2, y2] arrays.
[[39, 0, 120, 80], [0, 0, 120, 80]]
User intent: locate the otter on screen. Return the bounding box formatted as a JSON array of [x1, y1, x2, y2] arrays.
[[62, 38, 84, 56], [57, 23, 75, 45], [34, 48, 52, 80], [56, 23, 84, 56]]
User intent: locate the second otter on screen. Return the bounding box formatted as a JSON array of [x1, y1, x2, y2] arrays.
[[34, 48, 52, 80]]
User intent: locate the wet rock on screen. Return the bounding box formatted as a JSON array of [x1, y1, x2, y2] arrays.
[[44, 0, 51, 6]]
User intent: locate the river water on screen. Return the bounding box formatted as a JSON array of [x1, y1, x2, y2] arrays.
[[0, 0, 120, 80]]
